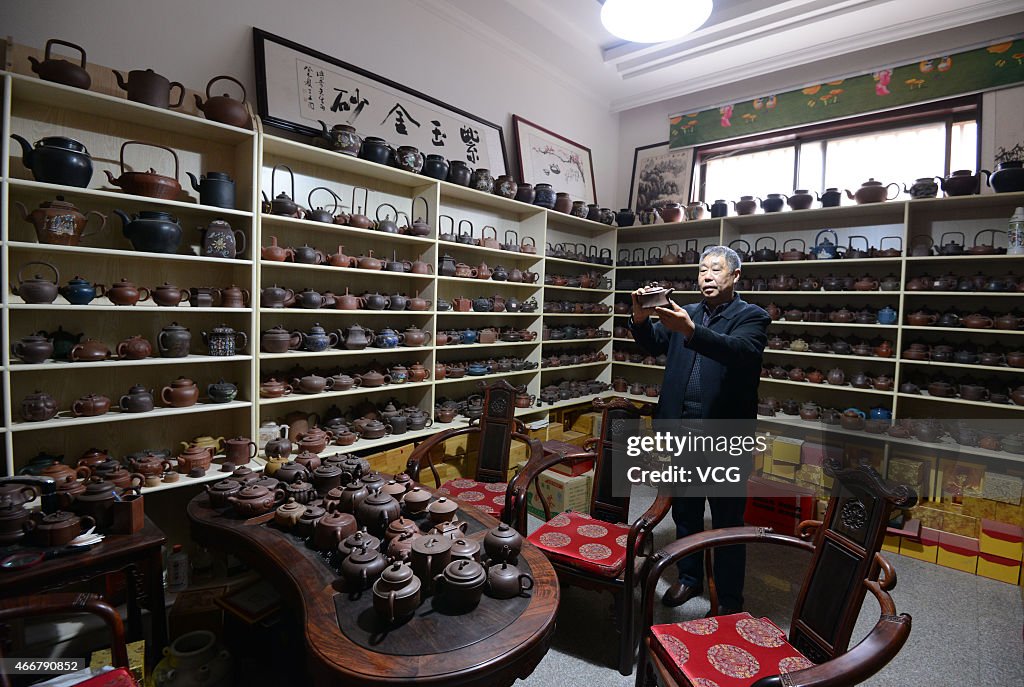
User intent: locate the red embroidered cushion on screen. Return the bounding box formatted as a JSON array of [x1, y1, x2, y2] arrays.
[[438, 478, 506, 518], [527, 510, 631, 577], [651, 612, 814, 686]]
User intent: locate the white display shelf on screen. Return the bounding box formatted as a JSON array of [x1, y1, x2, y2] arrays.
[[437, 241, 543, 261], [901, 325, 1024, 336], [434, 370, 536, 385], [896, 392, 1024, 411], [759, 378, 895, 396], [763, 349, 898, 363], [435, 341, 539, 350], [258, 308, 432, 316], [9, 400, 252, 432], [317, 421, 473, 459], [140, 458, 265, 495], [544, 256, 613, 269], [5, 240, 253, 266], [439, 182, 546, 217], [436, 276, 543, 289], [542, 338, 612, 345], [258, 347, 430, 360], [261, 260, 434, 280], [899, 359, 1024, 373], [540, 361, 610, 372], [768, 321, 897, 329], [262, 134, 432, 189], [260, 213, 436, 246], [8, 354, 252, 370], [437, 311, 539, 317], [258, 380, 433, 406], [9, 72, 255, 143], [7, 178, 253, 218], [904, 291, 1023, 297], [9, 303, 249, 313], [543, 284, 614, 294], [613, 361, 663, 370], [542, 312, 612, 318]]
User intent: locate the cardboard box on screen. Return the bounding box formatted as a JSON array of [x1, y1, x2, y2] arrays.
[[983, 472, 1024, 506], [977, 552, 1022, 585], [980, 520, 1024, 561], [526, 469, 593, 519], [940, 510, 979, 538], [882, 534, 901, 554], [796, 463, 824, 486], [546, 422, 564, 441], [771, 436, 803, 464], [888, 456, 928, 491], [571, 411, 603, 436], [560, 429, 590, 447], [169, 586, 226, 640], [994, 501, 1024, 528], [937, 532, 979, 574], [900, 526, 939, 563], [767, 462, 797, 481]]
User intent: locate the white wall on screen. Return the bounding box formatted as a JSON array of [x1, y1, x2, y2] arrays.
[[617, 15, 1024, 208], [4, 0, 622, 205]]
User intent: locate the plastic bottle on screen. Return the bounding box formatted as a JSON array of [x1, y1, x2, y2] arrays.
[[1009, 207, 1024, 255], [166, 544, 190, 592]]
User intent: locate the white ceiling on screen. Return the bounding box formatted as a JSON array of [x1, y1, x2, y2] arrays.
[[422, 0, 1024, 113]]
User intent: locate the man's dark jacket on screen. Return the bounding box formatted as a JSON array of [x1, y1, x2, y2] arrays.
[[630, 297, 770, 420]]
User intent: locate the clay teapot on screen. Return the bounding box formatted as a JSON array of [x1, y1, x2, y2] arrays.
[[104, 141, 181, 200], [194, 75, 251, 129], [29, 39, 92, 89], [11, 261, 60, 304], [15, 197, 106, 246], [845, 179, 899, 204]]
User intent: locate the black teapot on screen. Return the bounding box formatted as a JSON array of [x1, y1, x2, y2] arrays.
[[11, 134, 93, 187]]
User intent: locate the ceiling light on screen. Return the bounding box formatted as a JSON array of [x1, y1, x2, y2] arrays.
[[601, 0, 713, 44]]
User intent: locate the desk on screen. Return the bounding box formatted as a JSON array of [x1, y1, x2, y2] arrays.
[[188, 491, 558, 687], [0, 519, 167, 670]]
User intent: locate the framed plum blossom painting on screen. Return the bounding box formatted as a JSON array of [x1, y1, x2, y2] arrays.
[[513, 115, 597, 204]]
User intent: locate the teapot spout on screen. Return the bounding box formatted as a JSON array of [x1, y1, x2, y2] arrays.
[[194, 93, 206, 113], [10, 134, 34, 169], [186, 171, 202, 192], [27, 56, 42, 74], [113, 209, 133, 231], [844, 189, 856, 200], [112, 69, 129, 92]]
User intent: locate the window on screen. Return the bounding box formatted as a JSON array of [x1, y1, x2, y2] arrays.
[[694, 100, 979, 203]]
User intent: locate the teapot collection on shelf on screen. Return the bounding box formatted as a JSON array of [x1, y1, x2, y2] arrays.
[[435, 326, 538, 346], [259, 360, 434, 398], [437, 254, 540, 283], [544, 242, 613, 265], [438, 217, 540, 254], [260, 323, 431, 353], [260, 284, 435, 312]]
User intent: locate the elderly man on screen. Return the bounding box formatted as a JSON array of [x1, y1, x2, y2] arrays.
[[629, 245, 770, 615]]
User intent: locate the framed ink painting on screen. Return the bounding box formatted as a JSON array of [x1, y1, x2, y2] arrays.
[[253, 28, 508, 175], [628, 142, 693, 213], [513, 115, 596, 204]]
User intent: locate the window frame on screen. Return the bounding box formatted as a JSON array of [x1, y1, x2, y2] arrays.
[[692, 95, 981, 202]]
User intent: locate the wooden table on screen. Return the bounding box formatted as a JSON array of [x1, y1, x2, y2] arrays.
[[187, 490, 559, 687], [0, 518, 167, 670]]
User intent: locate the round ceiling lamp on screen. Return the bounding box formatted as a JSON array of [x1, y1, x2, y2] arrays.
[[600, 0, 714, 43]]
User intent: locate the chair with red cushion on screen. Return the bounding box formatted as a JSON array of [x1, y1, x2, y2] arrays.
[[0, 592, 137, 687], [506, 397, 672, 675], [406, 380, 540, 522], [634, 460, 917, 687]]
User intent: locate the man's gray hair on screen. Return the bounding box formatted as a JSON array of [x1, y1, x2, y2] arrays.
[[700, 245, 742, 271]]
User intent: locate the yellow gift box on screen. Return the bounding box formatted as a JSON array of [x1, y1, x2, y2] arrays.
[[936, 532, 979, 574], [900, 527, 939, 563], [882, 534, 901, 554], [977, 552, 1021, 585], [771, 436, 803, 464], [980, 519, 1023, 561]]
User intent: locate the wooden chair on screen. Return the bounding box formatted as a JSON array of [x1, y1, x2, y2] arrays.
[[634, 459, 917, 687], [406, 380, 541, 522], [0, 592, 136, 687], [506, 397, 673, 675]]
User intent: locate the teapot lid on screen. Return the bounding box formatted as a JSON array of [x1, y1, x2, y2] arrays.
[[861, 178, 883, 186], [38, 136, 88, 153], [314, 463, 342, 477], [309, 323, 326, 333], [412, 534, 452, 555], [278, 497, 305, 514], [237, 484, 270, 499], [444, 559, 485, 583], [347, 546, 382, 564], [209, 323, 235, 333], [451, 538, 480, 557], [41, 196, 78, 210], [163, 322, 188, 331], [488, 560, 522, 581], [361, 489, 397, 506], [489, 522, 518, 540], [210, 478, 240, 493], [81, 478, 117, 498], [39, 510, 78, 525], [380, 560, 415, 584], [428, 496, 458, 515], [342, 529, 382, 551]]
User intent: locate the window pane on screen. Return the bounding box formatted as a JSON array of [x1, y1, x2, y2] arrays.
[[797, 141, 825, 192], [823, 123, 946, 200], [702, 146, 795, 203], [950, 120, 978, 173]]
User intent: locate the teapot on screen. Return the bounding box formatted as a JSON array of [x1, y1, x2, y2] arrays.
[[373, 561, 422, 623], [186, 170, 236, 209], [115, 209, 183, 253], [11, 261, 60, 304], [942, 169, 989, 197], [11, 134, 93, 188], [904, 176, 941, 199], [28, 38, 91, 89], [104, 140, 181, 200], [15, 197, 106, 246], [200, 219, 246, 259], [194, 75, 251, 129], [845, 178, 899, 204]]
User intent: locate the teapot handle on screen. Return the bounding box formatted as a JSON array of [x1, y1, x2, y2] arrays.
[[233, 229, 247, 256], [272, 164, 295, 201], [411, 195, 429, 220], [815, 228, 838, 246], [879, 236, 902, 252], [17, 260, 60, 289], [206, 74, 247, 102], [120, 140, 180, 181], [45, 39, 87, 68], [940, 231, 965, 246], [82, 211, 108, 238], [351, 186, 369, 215], [376, 202, 398, 221], [885, 182, 900, 200], [308, 186, 341, 213]]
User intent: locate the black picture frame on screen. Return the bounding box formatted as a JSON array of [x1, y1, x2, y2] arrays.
[[253, 28, 508, 175]]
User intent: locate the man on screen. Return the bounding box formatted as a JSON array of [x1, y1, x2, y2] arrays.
[[629, 245, 770, 614]]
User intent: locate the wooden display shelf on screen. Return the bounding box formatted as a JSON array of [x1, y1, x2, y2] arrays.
[[141, 458, 265, 495], [616, 264, 698, 271], [542, 338, 612, 345], [436, 276, 542, 289], [262, 134, 432, 189], [9, 72, 255, 143], [436, 241, 544, 262], [905, 253, 1024, 263], [901, 325, 1024, 336], [527, 391, 618, 414], [759, 378, 895, 396], [7, 178, 253, 218], [899, 359, 1024, 373], [258, 380, 433, 406], [433, 369, 536, 385], [741, 290, 900, 296], [726, 200, 905, 227], [544, 256, 613, 269], [261, 261, 435, 281], [763, 349, 898, 363], [896, 392, 1024, 411], [8, 354, 252, 370], [5, 240, 254, 266], [906, 190, 1024, 212], [9, 400, 252, 432], [259, 347, 430, 360], [316, 421, 473, 459], [260, 213, 435, 246]]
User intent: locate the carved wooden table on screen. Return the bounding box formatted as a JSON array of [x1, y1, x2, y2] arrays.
[[0, 518, 167, 671], [187, 490, 558, 687]]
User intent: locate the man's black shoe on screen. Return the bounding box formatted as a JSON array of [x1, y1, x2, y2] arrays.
[[661, 582, 704, 608]]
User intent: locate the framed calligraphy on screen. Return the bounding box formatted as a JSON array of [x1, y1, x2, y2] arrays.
[[513, 115, 597, 204], [253, 29, 508, 175]]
